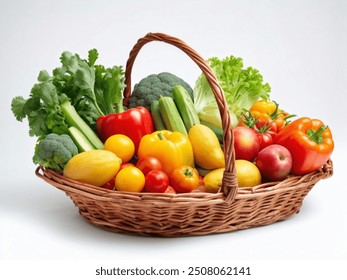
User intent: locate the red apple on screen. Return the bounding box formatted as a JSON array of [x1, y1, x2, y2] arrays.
[[255, 144, 292, 181], [233, 126, 260, 162]]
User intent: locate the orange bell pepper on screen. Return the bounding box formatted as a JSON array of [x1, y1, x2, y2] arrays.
[[138, 130, 194, 176], [275, 117, 334, 175]]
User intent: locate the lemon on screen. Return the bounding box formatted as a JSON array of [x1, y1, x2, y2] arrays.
[[203, 168, 224, 193], [235, 160, 261, 187], [203, 160, 261, 192]]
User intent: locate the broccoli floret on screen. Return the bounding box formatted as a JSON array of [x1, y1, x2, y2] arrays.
[[33, 133, 78, 171], [128, 72, 193, 111]]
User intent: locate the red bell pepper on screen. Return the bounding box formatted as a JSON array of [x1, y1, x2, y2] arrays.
[[96, 106, 154, 153], [275, 117, 334, 175]]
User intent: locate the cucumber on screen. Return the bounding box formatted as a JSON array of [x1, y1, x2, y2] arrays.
[[158, 96, 187, 135], [172, 85, 200, 132], [68, 126, 96, 152], [195, 166, 212, 177], [151, 100, 166, 130]]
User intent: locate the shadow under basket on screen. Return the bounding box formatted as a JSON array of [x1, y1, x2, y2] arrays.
[[35, 32, 333, 237]]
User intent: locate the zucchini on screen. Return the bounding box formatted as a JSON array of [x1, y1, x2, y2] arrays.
[[172, 85, 200, 132], [151, 100, 166, 130], [68, 126, 96, 152], [158, 96, 187, 135]]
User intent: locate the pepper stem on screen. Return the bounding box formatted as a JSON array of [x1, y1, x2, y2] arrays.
[[307, 125, 328, 144], [157, 132, 166, 140]]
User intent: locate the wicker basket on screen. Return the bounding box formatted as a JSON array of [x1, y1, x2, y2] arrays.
[[35, 32, 333, 237]]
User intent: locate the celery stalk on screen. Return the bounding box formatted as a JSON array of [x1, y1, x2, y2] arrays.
[[61, 101, 104, 150]]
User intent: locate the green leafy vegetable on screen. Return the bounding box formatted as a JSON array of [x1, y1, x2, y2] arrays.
[[51, 49, 126, 127], [11, 81, 69, 137], [194, 55, 271, 127], [94, 65, 126, 114], [11, 49, 126, 156]]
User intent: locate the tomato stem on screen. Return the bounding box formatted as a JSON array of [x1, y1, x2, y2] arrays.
[[240, 110, 257, 128], [184, 168, 193, 177]]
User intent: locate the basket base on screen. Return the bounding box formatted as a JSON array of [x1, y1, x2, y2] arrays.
[[67, 184, 311, 237]]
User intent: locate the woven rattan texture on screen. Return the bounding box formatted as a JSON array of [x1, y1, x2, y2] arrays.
[[36, 160, 332, 237]]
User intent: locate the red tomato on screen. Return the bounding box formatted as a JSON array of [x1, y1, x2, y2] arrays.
[[100, 178, 115, 190], [255, 121, 277, 143], [120, 162, 135, 170], [164, 186, 176, 194], [257, 132, 274, 151], [170, 166, 199, 193], [136, 156, 162, 175], [145, 170, 169, 193], [256, 120, 277, 134]]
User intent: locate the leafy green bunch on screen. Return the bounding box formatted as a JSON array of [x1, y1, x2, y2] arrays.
[[11, 49, 125, 138]]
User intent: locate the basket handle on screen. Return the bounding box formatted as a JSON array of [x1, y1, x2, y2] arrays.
[[123, 32, 238, 203]]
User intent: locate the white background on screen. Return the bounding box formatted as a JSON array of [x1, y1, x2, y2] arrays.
[[1, 0, 346, 278]]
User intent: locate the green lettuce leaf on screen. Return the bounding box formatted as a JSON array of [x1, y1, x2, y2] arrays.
[[194, 55, 271, 127]]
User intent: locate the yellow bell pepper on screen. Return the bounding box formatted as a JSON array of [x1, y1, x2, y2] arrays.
[[250, 100, 277, 115], [138, 130, 194, 176]]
